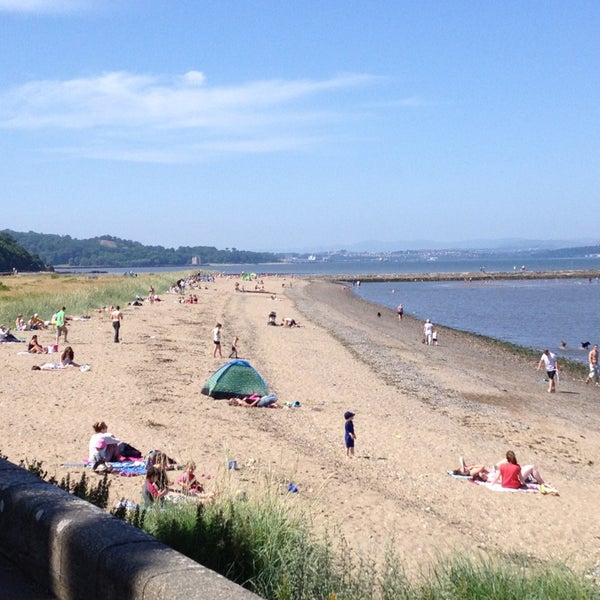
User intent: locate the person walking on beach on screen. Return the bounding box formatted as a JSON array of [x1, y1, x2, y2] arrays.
[[586, 344, 600, 385], [423, 319, 433, 345], [397, 304, 404, 321], [229, 335, 239, 358], [111, 306, 123, 343], [537, 348, 559, 393], [344, 411, 356, 458], [213, 323, 223, 358], [55, 306, 68, 345]]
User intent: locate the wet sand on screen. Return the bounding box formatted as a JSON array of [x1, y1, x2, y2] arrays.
[[2, 275, 600, 578]]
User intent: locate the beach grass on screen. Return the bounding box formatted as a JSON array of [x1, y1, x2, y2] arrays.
[[121, 482, 599, 600], [8, 450, 599, 598], [0, 271, 189, 327]]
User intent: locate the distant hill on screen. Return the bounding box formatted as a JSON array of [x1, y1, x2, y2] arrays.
[[0, 232, 47, 272], [3, 230, 281, 268], [285, 238, 600, 253]]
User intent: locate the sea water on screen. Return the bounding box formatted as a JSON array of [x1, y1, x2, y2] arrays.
[[353, 277, 600, 364], [59, 256, 600, 363]]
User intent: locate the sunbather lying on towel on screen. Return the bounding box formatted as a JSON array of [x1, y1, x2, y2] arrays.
[[228, 393, 283, 408], [452, 456, 491, 481]]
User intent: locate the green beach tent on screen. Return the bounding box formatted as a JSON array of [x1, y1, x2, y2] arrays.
[[201, 359, 269, 399]]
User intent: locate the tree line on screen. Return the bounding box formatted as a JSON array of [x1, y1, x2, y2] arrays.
[[3, 230, 281, 268], [0, 232, 47, 272]]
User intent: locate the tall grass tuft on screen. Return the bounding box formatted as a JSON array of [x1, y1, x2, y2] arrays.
[[0, 272, 188, 326], [18, 457, 111, 509], [417, 554, 600, 599]]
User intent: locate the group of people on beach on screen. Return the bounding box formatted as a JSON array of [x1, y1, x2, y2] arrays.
[[453, 451, 551, 490], [212, 323, 239, 358], [87, 421, 213, 507]]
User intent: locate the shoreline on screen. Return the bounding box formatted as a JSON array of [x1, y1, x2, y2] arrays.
[[2, 274, 600, 579]]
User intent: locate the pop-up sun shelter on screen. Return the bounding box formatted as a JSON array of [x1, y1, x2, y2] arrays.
[[201, 359, 269, 399]]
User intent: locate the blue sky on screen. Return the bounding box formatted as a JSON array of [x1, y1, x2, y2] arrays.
[[1, 1, 599, 252]]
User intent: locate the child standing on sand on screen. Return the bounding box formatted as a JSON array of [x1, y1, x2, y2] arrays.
[[229, 335, 239, 358], [344, 411, 356, 458]]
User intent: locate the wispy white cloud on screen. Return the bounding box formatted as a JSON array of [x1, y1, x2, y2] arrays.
[[0, 70, 377, 162], [0, 0, 90, 13], [0, 70, 374, 129]]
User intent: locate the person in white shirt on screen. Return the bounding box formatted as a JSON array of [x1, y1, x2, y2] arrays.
[[537, 349, 559, 393]]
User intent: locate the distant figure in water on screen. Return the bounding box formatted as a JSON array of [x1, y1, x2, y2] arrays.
[[581, 341, 591, 350], [377, 312, 381, 318], [560, 340, 567, 349]]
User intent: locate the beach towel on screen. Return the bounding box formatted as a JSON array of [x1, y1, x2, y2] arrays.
[[475, 480, 541, 493], [447, 470, 559, 495]]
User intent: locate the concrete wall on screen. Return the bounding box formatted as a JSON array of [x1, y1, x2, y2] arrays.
[[0, 458, 261, 600]]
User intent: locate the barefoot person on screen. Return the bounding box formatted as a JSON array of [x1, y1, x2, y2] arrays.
[[111, 306, 123, 343], [212, 323, 222, 358], [453, 456, 490, 481], [491, 450, 545, 488], [344, 411, 356, 458], [55, 306, 68, 345], [228, 335, 239, 358], [537, 349, 559, 393], [586, 344, 600, 385], [28, 334, 47, 354]]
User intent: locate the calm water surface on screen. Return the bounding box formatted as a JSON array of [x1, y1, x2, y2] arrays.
[[354, 278, 600, 364], [60, 257, 600, 363]]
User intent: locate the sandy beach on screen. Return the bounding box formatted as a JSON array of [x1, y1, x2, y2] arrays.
[[2, 275, 600, 579]]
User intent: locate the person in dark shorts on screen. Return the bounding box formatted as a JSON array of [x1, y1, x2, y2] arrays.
[[537, 349, 559, 393], [229, 335, 239, 358], [344, 411, 356, 458], [213, 323, 222, 357]]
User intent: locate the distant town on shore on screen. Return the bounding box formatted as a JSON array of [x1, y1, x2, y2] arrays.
[[2, 229, 600, 272]]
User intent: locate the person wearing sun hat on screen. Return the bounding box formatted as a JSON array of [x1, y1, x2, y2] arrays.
[[344, 411, 356, 458]]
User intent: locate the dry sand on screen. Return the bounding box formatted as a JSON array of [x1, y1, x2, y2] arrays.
[[2, 275, 600, 578]]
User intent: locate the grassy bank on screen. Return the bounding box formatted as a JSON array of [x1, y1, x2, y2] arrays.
[[118, 477, 599, 600], [0, 271, 189, 326], [16, 452, 600, 599]]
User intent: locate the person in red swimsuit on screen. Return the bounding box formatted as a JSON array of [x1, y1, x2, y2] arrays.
[[490, 450, 526, 489]]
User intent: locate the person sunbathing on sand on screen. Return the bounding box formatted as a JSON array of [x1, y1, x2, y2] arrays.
[[493, 450, 545, 485], [60, 346, 80, 367], [228, 393, 283, 408], [178, 460, 204, 494], [28, 314, 46, 330], [0, 324, 20, 342], [228, 393, 261, 407], [452, 456, 491, 481], [28, 334, 47, 354]]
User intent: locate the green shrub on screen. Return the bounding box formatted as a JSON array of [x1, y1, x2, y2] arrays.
[[18, 458, 111, 509]]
